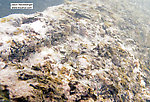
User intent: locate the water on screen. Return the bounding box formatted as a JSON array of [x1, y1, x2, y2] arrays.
[[0, 0, 64, 18]]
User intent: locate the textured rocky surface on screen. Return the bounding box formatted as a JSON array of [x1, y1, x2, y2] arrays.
[[0, 0, 150, 102]]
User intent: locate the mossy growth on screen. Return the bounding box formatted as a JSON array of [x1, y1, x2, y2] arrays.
[[0, 84, 10, 102], [13, 28, 24, 35], [29, 74, 67, 101], [8, 40, 36, 62], [0, 17, 13, 23]]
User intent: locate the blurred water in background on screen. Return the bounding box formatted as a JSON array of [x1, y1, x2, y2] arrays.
[[0, 0, 64, 18], [0, 0, 150, 18]]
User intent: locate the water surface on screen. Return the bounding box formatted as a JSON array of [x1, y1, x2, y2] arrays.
[[0, 0, 64, 18]]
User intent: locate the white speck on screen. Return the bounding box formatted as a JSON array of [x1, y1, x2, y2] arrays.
[[0, 61, 5, 69], [140, 80, 145, 87], [30, 21, 47, 37], [79, 19, 87, 25]]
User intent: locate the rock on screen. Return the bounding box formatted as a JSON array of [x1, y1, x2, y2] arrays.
[[0, 0, 149, 101]]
